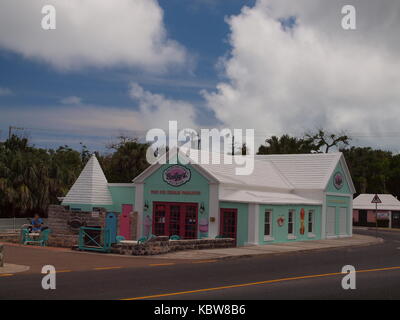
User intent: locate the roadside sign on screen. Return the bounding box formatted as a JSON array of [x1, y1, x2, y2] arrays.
[[371, 194, 382, 204]]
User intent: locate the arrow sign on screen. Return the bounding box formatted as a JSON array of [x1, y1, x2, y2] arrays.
[[371, 194, 382, 204]]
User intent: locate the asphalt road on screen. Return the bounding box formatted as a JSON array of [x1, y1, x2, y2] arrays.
[[1, 229, 400, 300]]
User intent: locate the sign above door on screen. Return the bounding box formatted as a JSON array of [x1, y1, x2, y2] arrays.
[[163, 165, 191, 187]]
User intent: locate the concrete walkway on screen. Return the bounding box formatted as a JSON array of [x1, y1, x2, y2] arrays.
[[0, 263, 29, 274], [154, 234, 383, 260]]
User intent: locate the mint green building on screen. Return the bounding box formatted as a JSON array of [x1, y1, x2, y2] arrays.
[[62, 151, 355, 246]]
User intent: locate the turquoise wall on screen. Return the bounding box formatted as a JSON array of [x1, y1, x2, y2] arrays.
[[325, 161, 352, 236], [108, 186, 135, 213], [64, 186, 135, 213], [326, 195, 350, 235], [258, 204, 322, 244], [143, 163, 210, 238], [326, 162, 351, 194], [219, 202, 248, 246], [63, 203, 114, 212]]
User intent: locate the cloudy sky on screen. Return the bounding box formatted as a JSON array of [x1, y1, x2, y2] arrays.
[[0, 0, 399, 152]]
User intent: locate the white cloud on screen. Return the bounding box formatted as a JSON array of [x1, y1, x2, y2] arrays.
[[203, 0, 400, 148], [0, 84, 197, 140], [0, 87, 12, 96], [0, 0, 187, 71], [129, 82, 197, 129], [60, 96, 82, 105]]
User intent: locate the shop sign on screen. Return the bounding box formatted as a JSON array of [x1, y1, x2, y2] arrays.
[[151, 190, 200, 195], [377, 212, 389, 220], [163, 165, 191, 187], [333, 172, 344, 190]]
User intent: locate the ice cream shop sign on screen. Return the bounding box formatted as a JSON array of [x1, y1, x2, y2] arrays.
[[163, 165, 191, 187]]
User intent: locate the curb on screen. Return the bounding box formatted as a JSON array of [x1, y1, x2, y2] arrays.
[[185, 236, 384, 261]]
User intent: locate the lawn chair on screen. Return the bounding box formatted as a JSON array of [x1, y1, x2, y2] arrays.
[[20, 228, 33, 244], [137, 233, 157, 244], [25, 229, 51, 246], [116, 235, 125, 243]]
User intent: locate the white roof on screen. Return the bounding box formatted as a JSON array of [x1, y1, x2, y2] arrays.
[[133, 149, 355, 205], [62, 155, 113, 205], [353, 194, 400, 211], [200, 158, 293, 192], [220, 187, 321, 205], [256, 153, 342, 190]]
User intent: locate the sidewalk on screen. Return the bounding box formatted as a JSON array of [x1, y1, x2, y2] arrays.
[[0, 263, 29, 275], [354, 226, 400, 232], [153, 234, 383, 260]]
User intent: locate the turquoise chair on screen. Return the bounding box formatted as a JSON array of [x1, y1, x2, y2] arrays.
[[25, 229, 51, 246], [137, 234, 156, 244], [116, 235, 125, 243], [137, 236, 147, 244], [20, 229, 33, 244], [170, 235, 180, 240]]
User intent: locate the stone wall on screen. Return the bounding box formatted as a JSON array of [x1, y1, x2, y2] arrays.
[[112, 236, 236, 256], [47, 205, 106, 248], [0, 244, 4, 267], [0, 232, 19, 244]]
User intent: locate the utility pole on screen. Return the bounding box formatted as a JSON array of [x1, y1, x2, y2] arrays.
[[8, 126, 25, 139], [371, 194, 382, 238], [232, 135, 235, 156]]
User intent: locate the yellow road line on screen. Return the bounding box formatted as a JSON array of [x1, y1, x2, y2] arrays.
[[56, 270, 72, 273], [94, 266, 123, 271], [0, 273, 14, 277], [149, 263, 175, 267], [123, 266, 400, 300], [192, 260, 218, 264]]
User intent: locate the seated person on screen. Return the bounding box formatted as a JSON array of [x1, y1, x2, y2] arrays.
[[31, 214, 43, 232]]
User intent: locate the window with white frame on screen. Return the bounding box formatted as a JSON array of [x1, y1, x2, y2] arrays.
[[308, 210, 314, 233], [264, 210, 272, 237], [288, 210, 295, 235]]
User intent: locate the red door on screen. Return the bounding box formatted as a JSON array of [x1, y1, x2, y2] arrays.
[[152, 202, 198, 239], [220, 208, 237, 243], [120, 204, 133, 239]]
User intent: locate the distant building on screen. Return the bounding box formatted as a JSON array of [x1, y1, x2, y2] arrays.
[[353, 194, 400, 228]]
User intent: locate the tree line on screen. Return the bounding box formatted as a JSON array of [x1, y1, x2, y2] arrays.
[[0, 131, 399, 218]]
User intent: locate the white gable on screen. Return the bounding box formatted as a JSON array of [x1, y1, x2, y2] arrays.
[[62, 155, 113, 205], [353, 194, 400, 211]]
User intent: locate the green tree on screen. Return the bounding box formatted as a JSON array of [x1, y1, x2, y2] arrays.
[[305, 129, 350, 153], [257, 135, 318, 154], [101, 138, 150, 183]]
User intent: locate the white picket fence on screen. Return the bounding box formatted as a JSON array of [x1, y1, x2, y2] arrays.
[[0, 218, 46, 232]]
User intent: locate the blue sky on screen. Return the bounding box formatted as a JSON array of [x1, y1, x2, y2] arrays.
[[0, 0, 256, 150], [1, 0, 399, 152]]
